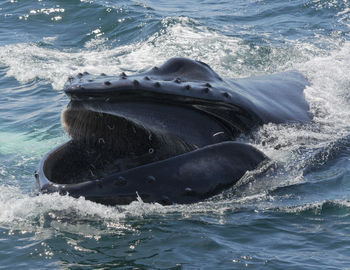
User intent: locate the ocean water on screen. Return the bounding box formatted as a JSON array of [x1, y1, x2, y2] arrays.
[[1, 0, 350, 269]]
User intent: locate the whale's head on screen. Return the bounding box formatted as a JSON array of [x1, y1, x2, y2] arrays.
[[37, 57, 310, 205], [45, 58, 255, 187]]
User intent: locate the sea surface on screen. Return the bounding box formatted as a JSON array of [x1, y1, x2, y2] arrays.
[[1, 0, 350, 269]]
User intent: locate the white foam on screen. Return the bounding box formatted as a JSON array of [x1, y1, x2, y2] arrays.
[[251, 41, 350, 165], [0, 182, 273, 230], [0, 184, 138, 236], [301, 42, 350, 127], [279, 199, 350, 214], [0, 18, 251, 90], [0, 185, 122, 222], [0, 17, 317, 91]]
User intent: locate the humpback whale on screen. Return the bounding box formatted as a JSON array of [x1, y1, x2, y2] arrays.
[[35, 58, 311, 205]]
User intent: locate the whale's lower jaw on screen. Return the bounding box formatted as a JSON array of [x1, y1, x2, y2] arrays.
[[37, 141, 267, 205], [37, 99, 265, 205]]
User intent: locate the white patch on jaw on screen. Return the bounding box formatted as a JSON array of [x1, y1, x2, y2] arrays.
[[213, 131, 225, 137]]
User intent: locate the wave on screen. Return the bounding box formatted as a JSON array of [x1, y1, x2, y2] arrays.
[[279, 199, 350, 215], [0, 17, 325, 90], [2, 180, 349, 234], [0, 185, 133, 235], [250, 41, 350, 180]]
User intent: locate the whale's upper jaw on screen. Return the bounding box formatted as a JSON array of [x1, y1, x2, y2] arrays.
[[64, 57, 234, 104], [63, 57, 258, 138]]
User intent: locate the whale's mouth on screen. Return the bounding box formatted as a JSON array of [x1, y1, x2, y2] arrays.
[[44, 95, 234, 185]]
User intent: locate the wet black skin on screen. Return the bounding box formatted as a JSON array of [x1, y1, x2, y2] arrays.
[[36, 58, 311, 205]]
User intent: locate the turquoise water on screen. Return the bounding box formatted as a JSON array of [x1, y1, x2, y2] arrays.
[[1, 0, 350, 269]]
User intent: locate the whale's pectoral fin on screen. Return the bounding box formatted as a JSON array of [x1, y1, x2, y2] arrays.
[[42, 142, 266, 205]]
